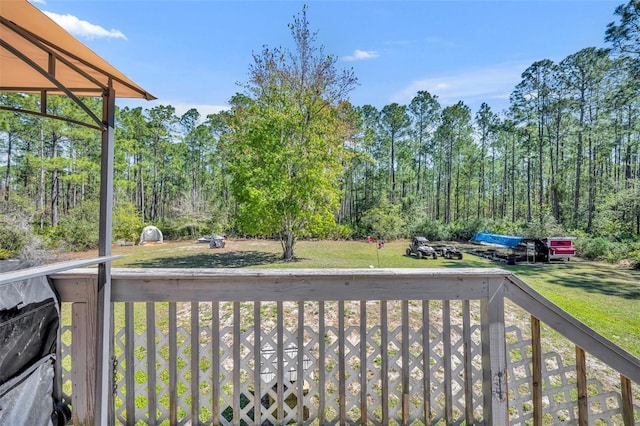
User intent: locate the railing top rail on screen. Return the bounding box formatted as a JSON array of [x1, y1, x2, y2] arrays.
[[51, 267, 510, 303], [0, 255, 122, 286], [53, 266, 511, 279]]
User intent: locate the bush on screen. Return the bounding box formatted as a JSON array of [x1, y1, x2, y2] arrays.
[[360, 201, 406, 241], [113, 202, 143, 243], [54, 201, 100, 251], [448, 218, 488, 241], [0, 217, 28, 259], [411, 220, 450, 241], [574, 235, 628, 263], [628, 242, 640, 269]]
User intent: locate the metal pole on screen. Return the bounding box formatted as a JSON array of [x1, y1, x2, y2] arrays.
[[95, 81, 115, 425]]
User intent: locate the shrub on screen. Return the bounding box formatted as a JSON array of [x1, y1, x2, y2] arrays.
[[0, 217, 28, 259], [360, 202, 406, 241], [113, 202, 143, 243], [54, 201, 100, 251], [448, 218, 488, 241], [411, 220, 450, 241]]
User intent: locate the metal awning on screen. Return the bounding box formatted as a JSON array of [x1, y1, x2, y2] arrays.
[[0, 0, 155, 128], [1, 2, 154, 424]]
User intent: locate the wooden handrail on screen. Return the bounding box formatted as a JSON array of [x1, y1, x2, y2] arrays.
[[504, 274, 640, 384], [48, 268, 639, 425]]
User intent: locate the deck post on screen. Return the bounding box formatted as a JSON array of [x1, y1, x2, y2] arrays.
[[481, 278, 508, 425]]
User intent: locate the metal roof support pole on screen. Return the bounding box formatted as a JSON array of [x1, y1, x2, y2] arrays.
[[95, 81, 115, 426]]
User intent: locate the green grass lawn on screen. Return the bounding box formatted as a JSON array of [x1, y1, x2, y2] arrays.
[[94, 238, 640, 357]]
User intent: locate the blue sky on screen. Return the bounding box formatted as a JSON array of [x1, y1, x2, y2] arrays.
[[34, 0, 620, 118]]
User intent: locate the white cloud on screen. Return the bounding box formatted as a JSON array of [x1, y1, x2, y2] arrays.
[[117, 100, 230, 122], [171, 102, 230, 119], [390, 62, 527, 111], [342, 49, 380, 62], [44, 11, 127, 40]]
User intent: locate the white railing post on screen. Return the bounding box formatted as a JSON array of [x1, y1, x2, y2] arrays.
[[481, 278, 508, 425]]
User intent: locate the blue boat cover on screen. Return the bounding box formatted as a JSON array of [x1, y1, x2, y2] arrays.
[[470, 232, 524, 248]]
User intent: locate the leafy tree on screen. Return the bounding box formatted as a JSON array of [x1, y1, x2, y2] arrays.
[[225, 6, 357, 260]]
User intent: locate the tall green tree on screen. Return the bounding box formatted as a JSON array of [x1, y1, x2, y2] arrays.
[[380, 103, 411, 202], [606, 0, 640, 57], [225, 6, 357, 260]]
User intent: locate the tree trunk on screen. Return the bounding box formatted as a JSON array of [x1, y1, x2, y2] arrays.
[[283, 231, 295, 261], [3, 132, 12, 204], [51, 131, 59, 227]]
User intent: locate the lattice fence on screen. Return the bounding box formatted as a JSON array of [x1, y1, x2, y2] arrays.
[[59, 300, 640, 425]]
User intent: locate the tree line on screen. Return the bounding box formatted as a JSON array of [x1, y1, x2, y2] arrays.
[[1, 2, 639, 264]]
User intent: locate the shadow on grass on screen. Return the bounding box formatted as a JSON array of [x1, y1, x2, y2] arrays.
[[514, 264, 640, 300], [126, 250, 283, 268]]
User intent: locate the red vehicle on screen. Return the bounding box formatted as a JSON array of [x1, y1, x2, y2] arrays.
[[541, 237, 576, 261]]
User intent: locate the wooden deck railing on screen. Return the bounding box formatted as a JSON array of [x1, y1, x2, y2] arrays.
[[50, 268, 640, 425]]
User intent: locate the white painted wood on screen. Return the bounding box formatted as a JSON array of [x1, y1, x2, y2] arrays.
[[481, 278, 508, 426]]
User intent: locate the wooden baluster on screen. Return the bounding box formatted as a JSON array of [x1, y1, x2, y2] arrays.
[[297, 301, 305, 422], [402, 300, 410, 425], [620, 375, 634, 426], [576, 346, 588, 426], [253, 302, 262, 425], [190, 302, 200, 424], [125, 302, 135, 424], [276, 301, 284, 423], [169, 302, 177, 425], [338, 300, 346, 424], [381, 300, 389, 424], [211, 301, 220, 426], [443, 300, 453, 424], [145, 303, 157, 424], [463, 300, 474, 425], [422, 300, 432, 426], [232, 302, 241, 426], [318, 301, 326, 424], [360, 300, 368, 425], [531, 316, 542, 426]]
